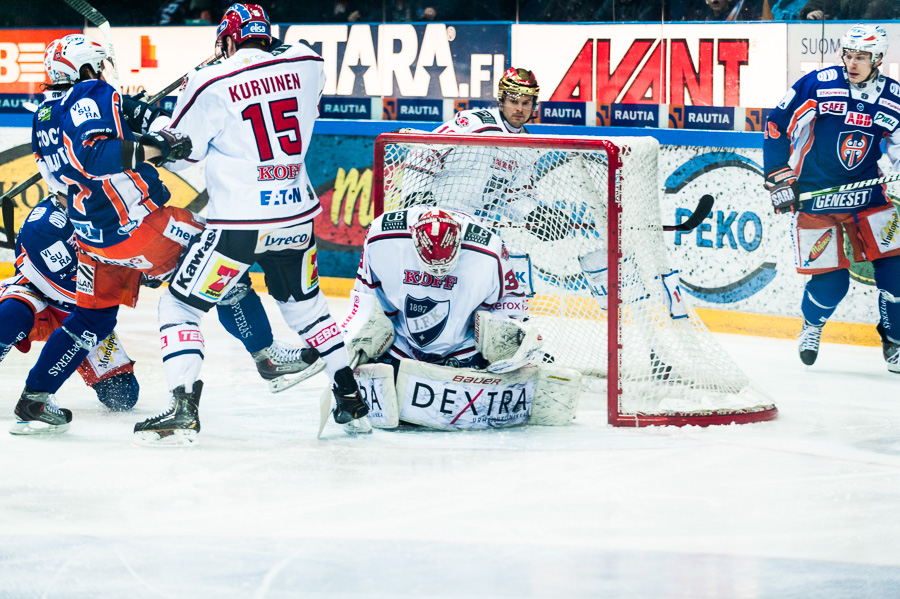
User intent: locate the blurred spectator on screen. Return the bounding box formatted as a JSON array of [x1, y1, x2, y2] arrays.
[[593, 0, 667, 22], [158, 0, 217, 24], [519, 0, 594, 21], [800, 0, 898, 20], [686, 0, 762, 20], [767, 0, 805, 19]]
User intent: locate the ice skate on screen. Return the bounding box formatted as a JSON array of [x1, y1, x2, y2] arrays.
[[332, 366, 371, 433], [9, 387, 73, 436], [252, 342, 325, 393], [798, 320, 824, 366], [133, 381, 202, 447], [877, 324, 900, 374]]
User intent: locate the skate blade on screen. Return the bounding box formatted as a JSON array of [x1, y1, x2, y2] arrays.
[[266, 359, 327, 394], [9, 420, 70, 436], [132, 429, 199, 447], [342, 418, 373, 435]]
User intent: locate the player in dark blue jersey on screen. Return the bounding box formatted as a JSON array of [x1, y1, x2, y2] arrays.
[[764, 24, 900, 373], [2, 193, 141, 434], [11, 35, 324, 435]]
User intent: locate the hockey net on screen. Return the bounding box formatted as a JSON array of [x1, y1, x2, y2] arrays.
[[372, 132, 776, 427]]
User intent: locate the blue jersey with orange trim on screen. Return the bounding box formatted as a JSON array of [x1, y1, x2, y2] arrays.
[[31, 79, 170, 248], [13, 197, 78, 311], [764, 66, 900, 214]]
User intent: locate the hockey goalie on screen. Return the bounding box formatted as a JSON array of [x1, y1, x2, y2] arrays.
[[340, 206, 582, 430]]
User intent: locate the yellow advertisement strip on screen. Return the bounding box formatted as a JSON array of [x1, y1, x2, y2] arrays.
[[4, 265, 879, 347]]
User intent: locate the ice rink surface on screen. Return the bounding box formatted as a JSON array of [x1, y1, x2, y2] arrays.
[[1, 288, 899, 598]]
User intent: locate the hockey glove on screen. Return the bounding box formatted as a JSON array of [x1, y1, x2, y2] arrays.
[[765, 166, 799, 214], [139, 129, 192, 166], [121, 92, 172, 134]]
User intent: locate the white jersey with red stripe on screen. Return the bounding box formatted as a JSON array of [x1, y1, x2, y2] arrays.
[[352, 206, 526, 363], [166, 43, 326, 230]]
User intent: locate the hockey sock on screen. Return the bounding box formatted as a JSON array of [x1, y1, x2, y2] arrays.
[[0, 299, 34, 362], [278, 291, 349, 381], [801, 270, 849, 325], [216, 278, 273, 355], [159, 291, 207, 391], [874, 257, 900, 343], [25, 306, 119, 394]]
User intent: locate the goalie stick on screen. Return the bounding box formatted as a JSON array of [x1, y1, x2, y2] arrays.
[[798, 172, 900, 207], [62, 0, 119, 91]]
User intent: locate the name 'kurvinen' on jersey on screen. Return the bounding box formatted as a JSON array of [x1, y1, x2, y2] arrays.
[[228, 72, 302, 102]]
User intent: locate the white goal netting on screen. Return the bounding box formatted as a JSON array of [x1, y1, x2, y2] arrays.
[[373, 132, 776, 426]]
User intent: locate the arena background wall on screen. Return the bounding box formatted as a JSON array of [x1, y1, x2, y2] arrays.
[[3, 21, 898, 346]]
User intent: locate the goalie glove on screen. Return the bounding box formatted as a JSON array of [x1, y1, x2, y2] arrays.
[[474, 311, 544, 374], [341, 290, 395, 365], [765, 166, 799, 214], [138, 129, 192, 166], [122, 92, 172, 134]]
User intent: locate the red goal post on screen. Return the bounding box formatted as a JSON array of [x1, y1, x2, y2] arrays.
[[372, 132, 777, 427]]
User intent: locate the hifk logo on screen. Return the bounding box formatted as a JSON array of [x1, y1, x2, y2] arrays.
[[405, 295, 450, 347], [809, 229, 833, 262], [837, 130, 872, 170]]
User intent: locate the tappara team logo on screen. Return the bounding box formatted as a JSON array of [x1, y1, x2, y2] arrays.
[[837, 130, 873, 170]]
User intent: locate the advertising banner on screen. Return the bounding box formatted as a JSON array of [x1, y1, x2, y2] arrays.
[[83, 25, 226, 96], [0, 29, 79, 95], [787, 22, 900, 86], [282, 23, 508, 101], [511, 23, 788, 108]]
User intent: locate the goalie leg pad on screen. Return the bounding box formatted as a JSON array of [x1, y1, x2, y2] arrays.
[[529, 365, 582, 426], [355, 363, 399, 429], [396, 359, 537, 430]]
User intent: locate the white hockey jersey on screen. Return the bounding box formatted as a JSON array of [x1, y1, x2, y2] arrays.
[[167, 43, 326, 230], [352, 206, 526, 363], [398, 107, 536, 217], [433, 107, 526, 135]]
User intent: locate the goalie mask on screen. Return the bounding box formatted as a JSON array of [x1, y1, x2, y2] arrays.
[[44, 34, 106, 85], [411, 209, 462, 277], [216, 3, 272, 53]]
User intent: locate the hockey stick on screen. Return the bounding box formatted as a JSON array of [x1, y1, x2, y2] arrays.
[[62, 0, 119, 90], [145, 52, 223, 105], [0, 172, 42, 249], [798, 172, 900, 206], [663, 194, 714, 232]]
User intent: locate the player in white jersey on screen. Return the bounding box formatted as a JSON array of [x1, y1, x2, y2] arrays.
[[435, 67, 539, 135], [343, 206, 530, 368], [399, 68, 541, 223], [133, 4, 368, 445], [340, 207, 558, 430]]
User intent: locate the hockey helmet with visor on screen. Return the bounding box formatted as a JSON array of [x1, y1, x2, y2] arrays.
[[840, 24, 888, 65], [44, 34, 106, 85]]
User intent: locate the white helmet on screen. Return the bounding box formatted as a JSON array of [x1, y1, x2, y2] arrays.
[[43, 34, 106, 85], [841, 24, 889, 64]]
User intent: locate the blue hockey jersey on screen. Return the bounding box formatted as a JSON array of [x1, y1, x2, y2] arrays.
[[764, 66, 900, 214], [13, 196, 78, 312], [31, 79, 170, 248]]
